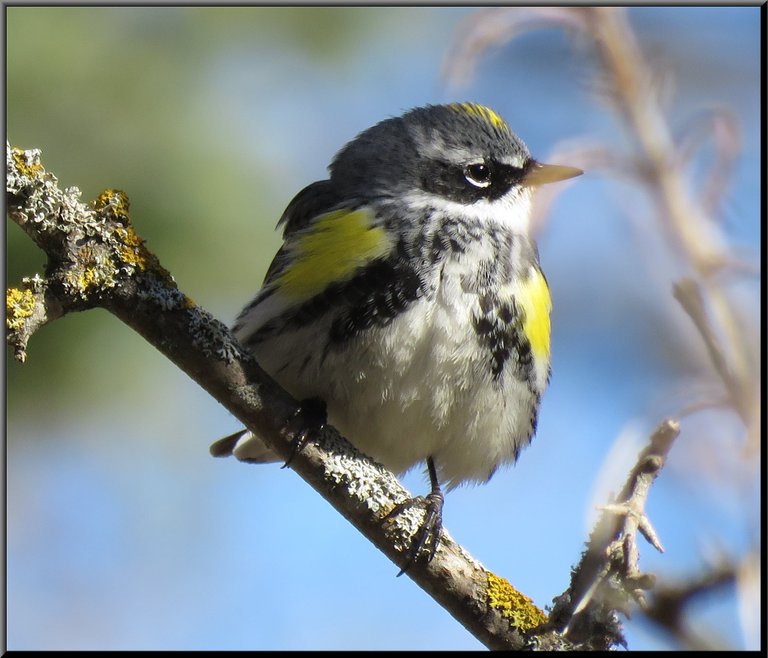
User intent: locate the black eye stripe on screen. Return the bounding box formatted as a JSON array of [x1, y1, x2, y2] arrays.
[[420, 158, 531, 203]]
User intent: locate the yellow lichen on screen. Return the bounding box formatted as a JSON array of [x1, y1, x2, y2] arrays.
[[116, 225, 150, 271], [94, 188, 131, 221], [11, 147, 44, 179], [6, 287, 36, 330], [64, 248, 117, 296], [92, 189, 171, 281], [486, 571, 548, 632]]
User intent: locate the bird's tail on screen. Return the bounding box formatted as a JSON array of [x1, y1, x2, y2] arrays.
[[209, 429, 281, 463]]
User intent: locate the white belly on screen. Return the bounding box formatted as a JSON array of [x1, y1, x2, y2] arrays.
[[251, 260, 540, 490]]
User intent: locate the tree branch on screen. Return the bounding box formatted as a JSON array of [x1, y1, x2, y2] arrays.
[[7, 142, 683, 650], [643, 560, 737, 650], [441, 5, 756, 648], [7, 143, 550, 650], [537, 419, 680, 650]]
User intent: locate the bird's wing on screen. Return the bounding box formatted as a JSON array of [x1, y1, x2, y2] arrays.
[[232, 178, 416, 344]]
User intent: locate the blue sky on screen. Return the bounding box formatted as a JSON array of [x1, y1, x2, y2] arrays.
[[6, 6, 760, 650]]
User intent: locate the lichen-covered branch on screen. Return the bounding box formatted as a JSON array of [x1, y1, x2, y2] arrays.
[[6, 274, 62, 362], [550, 420, 678, 646], [6, 143, 546, 651]]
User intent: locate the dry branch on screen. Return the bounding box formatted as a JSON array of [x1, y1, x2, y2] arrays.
[[442, 7, 757, 649], [8, 140, 679, 650], [6, 143, 552, 651]]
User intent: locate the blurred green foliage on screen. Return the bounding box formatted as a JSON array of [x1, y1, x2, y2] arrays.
[[6, 7, 386, 414]]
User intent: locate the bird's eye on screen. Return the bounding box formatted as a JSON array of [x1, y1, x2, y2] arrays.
[[464, 162, 492, 188]]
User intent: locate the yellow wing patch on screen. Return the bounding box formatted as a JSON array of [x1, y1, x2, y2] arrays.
[[276, 208, 392, 300], [516, 267, 551, 361], [449, 103, 509, 132]]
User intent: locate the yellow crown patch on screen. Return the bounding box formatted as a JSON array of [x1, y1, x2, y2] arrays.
[[449, 103, 509, 132]]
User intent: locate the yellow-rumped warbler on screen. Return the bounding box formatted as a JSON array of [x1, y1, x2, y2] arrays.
[[211, 103, 581, 569]]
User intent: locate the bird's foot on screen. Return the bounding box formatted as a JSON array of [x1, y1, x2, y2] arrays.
[[281, 397, 327, 468], [384, 457, 444, 576], [385, 489, 444, 576]]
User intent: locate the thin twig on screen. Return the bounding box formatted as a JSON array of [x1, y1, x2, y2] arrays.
[[585, 7, 754, 425], [541, 419, 680, 648], [672, 278, 748, 421]]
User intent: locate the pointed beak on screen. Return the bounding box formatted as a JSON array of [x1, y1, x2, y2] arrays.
[[524, 162, 583, 187]]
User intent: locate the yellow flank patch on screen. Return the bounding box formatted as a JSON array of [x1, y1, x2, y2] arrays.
[[277, 208, 392, 300], [450, 102, 508, 131], [517, 267, 551, 360]]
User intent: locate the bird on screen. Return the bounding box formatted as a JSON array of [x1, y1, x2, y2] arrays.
[[210, 102, 581, 571]]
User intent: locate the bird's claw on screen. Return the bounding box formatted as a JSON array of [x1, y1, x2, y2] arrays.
[[385, 488, 444, 576], [281, 397, 327, 468]]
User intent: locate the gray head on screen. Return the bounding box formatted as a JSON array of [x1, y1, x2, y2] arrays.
[[329, 103, 537, 205]]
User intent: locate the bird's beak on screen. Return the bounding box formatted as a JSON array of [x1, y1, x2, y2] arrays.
[[524, 162, 583, 186]]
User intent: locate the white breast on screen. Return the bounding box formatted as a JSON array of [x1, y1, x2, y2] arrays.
[[252, 246, 539, 490]]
